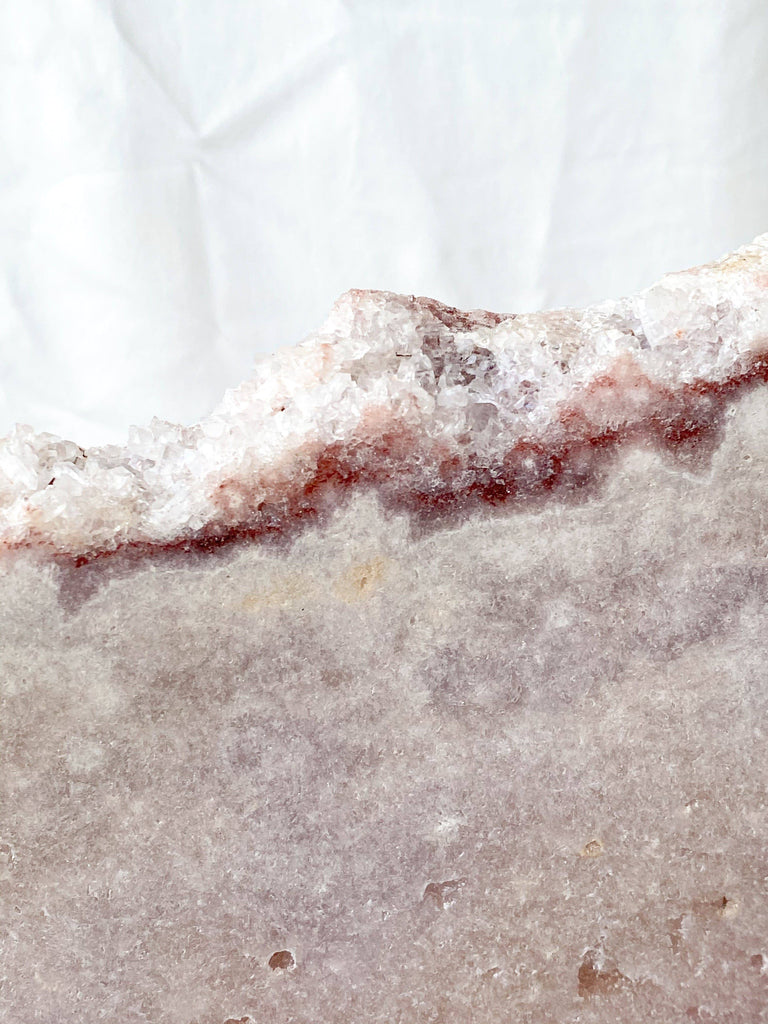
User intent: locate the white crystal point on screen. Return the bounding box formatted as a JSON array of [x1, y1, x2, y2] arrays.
[[2, 232, 768, 557]]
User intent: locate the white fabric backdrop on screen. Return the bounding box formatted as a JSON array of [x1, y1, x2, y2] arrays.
[[1, 0, 767, 445]]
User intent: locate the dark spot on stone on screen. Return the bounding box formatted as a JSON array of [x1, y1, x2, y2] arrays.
[[268, 949, 295, 970], [422, 878, 467, 909], [580, 838, 603, 858], [686, 1008, 717, 1022], [668, 914, 686, 953], [577, 948, 628, 997]]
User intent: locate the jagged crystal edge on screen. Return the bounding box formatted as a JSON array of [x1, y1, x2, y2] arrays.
[[2, 233, 768, 556]]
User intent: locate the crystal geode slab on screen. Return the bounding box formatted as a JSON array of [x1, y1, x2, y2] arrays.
[[3, 237, 768, 1022]]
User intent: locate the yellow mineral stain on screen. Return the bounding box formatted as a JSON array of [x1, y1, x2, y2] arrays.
[[579, 838, 604, 858], [241, 557, 393, 611], [334, 557, 390, 602], [715, 250, 761, 279], [241, 573, 312, 611]]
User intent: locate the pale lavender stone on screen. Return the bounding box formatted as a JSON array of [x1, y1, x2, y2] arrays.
[[3, 237, 768, 1022]]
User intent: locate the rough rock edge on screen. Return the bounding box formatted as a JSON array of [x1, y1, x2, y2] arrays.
[[2, 233, 768, 559]]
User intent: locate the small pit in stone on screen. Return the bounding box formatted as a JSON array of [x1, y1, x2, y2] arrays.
[[718, 894, 739, 918], [580, 838, 604, 858], [423, 878, 467, 909], [268, 949, 295, 971], [577, 948, 628, 998]]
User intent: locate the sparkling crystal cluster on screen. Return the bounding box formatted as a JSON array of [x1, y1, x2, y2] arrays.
[[2, 234, 768, 557]]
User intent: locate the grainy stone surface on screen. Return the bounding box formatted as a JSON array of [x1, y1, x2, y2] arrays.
[[3, 239, 768, 1022]]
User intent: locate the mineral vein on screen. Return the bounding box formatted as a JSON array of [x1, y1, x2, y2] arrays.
[[2, 234, 768, 557]]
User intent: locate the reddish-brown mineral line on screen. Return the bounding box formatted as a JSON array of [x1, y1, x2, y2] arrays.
[[51, 347, 767, 571]]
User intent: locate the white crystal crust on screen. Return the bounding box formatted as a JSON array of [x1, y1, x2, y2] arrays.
[[2, 233, 768, 555]]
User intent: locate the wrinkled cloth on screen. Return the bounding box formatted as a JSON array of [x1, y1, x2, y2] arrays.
[[0, 0, 766, 444]]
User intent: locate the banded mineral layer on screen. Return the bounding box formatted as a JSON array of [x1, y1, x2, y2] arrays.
[[3, 236, 768, 1022]]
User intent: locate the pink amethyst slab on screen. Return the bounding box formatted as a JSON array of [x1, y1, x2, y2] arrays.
[[3, 236, 768, 1022]]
